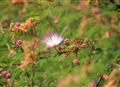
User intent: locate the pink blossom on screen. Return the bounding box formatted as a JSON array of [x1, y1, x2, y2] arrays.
[[0, 71, 11, 79], [42, 32, 64, 48], [88, 81, 96, 87], [15, 22, 20, 29], [102, 74, 109, 80], [57, 83, 64, 87], [73, 59, 79, 65], [64, 38, 70, 45], [80, 0, 88, 9], [15, 40, 23, 46]]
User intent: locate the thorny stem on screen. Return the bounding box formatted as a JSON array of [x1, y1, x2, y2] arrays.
[[54, 46, 69, 55], [54, 46, 61, 55]]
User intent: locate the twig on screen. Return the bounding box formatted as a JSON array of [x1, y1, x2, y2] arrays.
[[96, 76, 103, 87]]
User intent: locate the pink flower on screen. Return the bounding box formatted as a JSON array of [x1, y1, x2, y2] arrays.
[[15, 22, 20, 29], [80, 0, 88, 9], [5, 18, 11, 22], [64, 38, 70, 45], [88, 81, 96, 87], [57, 83, 64, 87], [42, 32, 64, 48], [73, 59, 79, 65], [15, 40, 23, 46], [102, 74, 109, 80], [0, 71, 11, 79]]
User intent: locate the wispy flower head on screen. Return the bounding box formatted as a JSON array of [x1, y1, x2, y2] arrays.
[[42, 32, 64, 48]]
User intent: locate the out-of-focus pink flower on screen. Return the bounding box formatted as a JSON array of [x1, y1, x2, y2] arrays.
[[5, 18, 11, 22], [0, 71, 11, 79], [15, 22, 20, 29], [64, 38, 70, 45], [42, 32, 64, 48], [91, 6, 101, 14], [11, 0, 27, 4], [80, 0, 88, 9], [88, 81, 96, 87], [57, 83, 64, 87], [15, 40, 23, 46], [73, 59, 79, 65], [102, 74, 109, 80]]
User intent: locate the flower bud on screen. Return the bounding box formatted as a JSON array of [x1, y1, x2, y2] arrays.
[[0, 71, 11, 79], [64, 38, 70, 45], [16, 40, 23, 46], [102, 74, 109, 80], [88, 81, 96, 87], [15, 22, 20, 29], [57, 83, 64, 87], [73, 59, 79, 65]]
